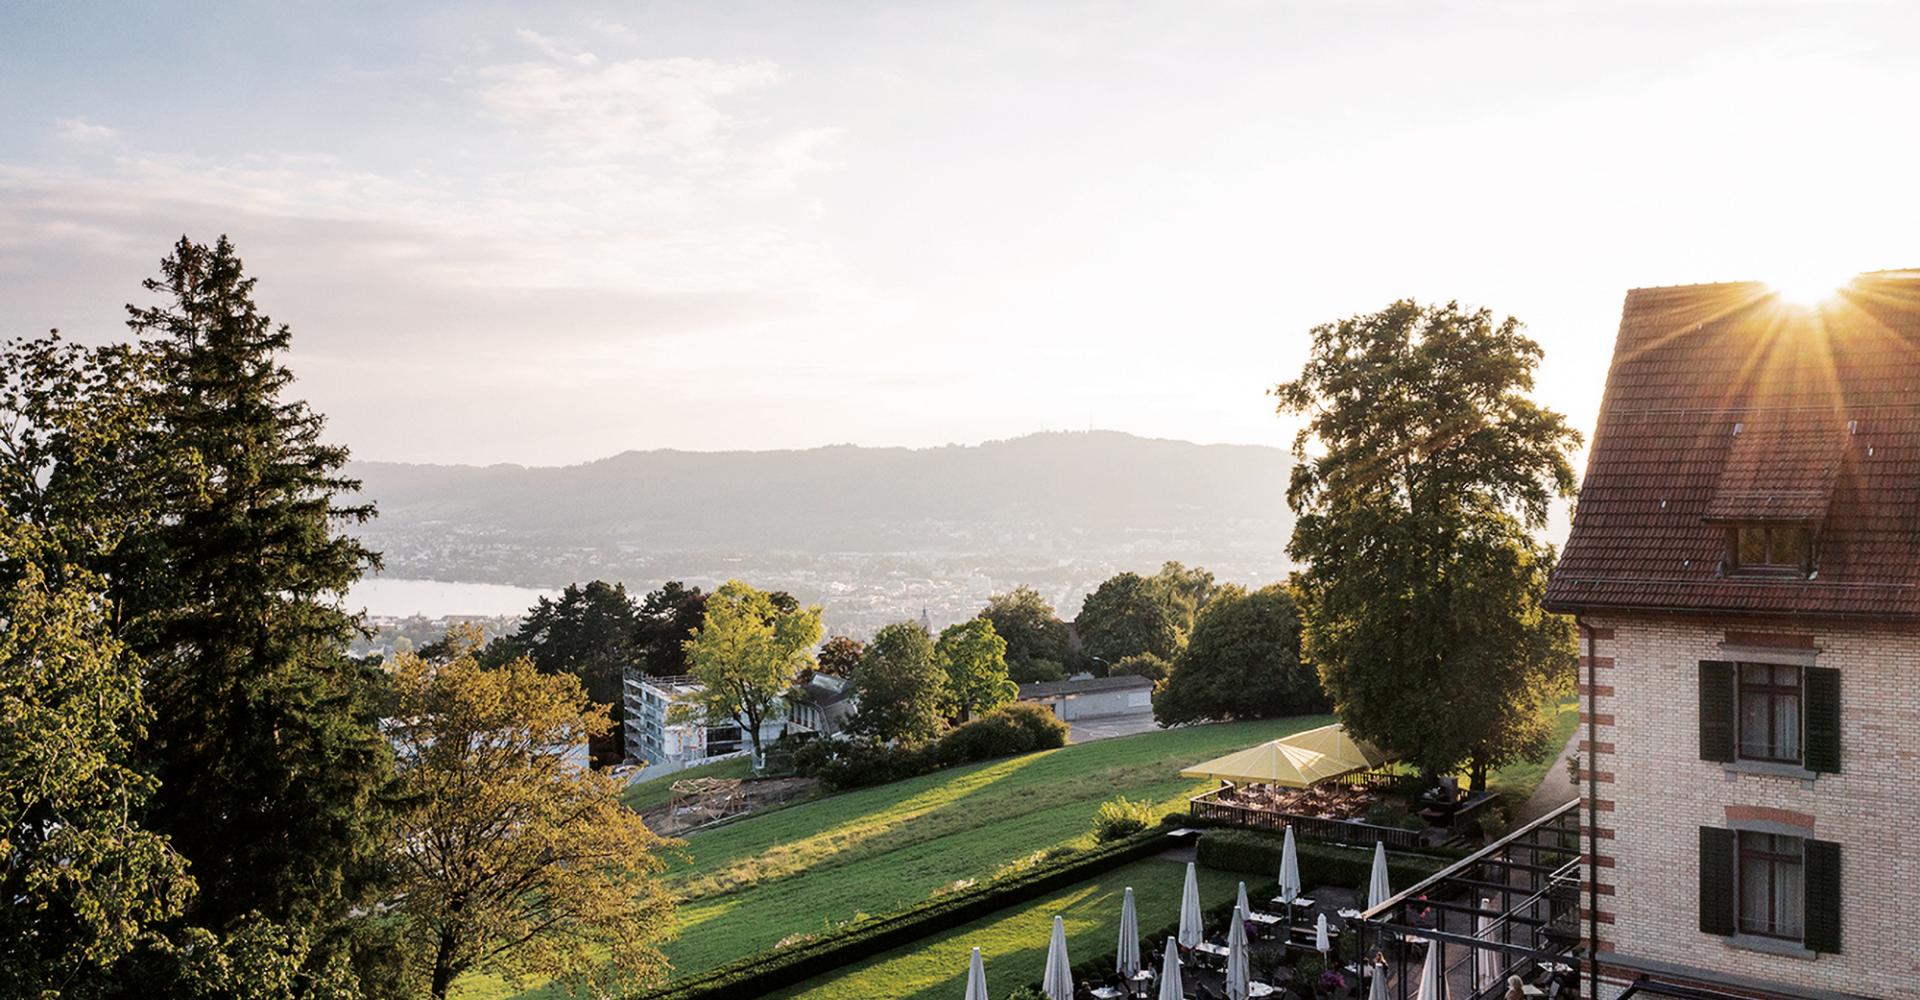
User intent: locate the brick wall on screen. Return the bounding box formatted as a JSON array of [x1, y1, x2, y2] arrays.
[[1581, 616, 1920, 998]]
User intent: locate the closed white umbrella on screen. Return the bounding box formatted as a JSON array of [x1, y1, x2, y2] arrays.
[[1367, 841, 1392, 911], [964, 946, 989, 1000], [1415, 940, 1445, 1000], [1117, 887, 1142, 976], [1158, 936, 1184, 1000], [1315, 911, 1331, 958], [1226, 904, 1251, 1000], [1278, 825, 1302, 905], [1043, 914, 1073, 1000], [1237, 880, 1253, 920], [1476, 898, 1498, 986], [1367, 961, 1389, 1000], [1179, 862, 1204, 948]]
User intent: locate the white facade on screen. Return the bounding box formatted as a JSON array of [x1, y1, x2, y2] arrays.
[[622, 670, 785, 775]]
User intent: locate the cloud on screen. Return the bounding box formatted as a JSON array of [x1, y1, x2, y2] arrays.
[[513, 27, 598, 66], [476, 52, 785, 161], [52, 117, 118, 144]]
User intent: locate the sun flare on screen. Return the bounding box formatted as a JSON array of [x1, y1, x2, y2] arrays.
[[1769, 267, 1859, 307]]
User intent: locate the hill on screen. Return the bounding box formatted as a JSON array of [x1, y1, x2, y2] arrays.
[[346, 432, 1295, 628]]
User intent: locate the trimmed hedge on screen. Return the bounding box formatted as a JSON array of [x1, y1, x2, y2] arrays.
[[636, 830, 1174, 1000], [1194, 828, 1453, 893]]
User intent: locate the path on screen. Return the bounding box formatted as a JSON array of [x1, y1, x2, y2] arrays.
[[1515, 722, 1581, 823]]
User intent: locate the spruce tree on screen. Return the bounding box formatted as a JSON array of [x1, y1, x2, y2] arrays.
[[117, 236, 392, 932]]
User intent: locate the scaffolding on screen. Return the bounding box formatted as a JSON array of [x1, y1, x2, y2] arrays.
[[1354, 799, 1584, 999]]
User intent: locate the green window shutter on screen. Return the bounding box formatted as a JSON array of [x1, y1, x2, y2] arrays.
[[1698, 660, 1736, 762], [1803, 667, 1841, 773], [1698, 826, 1736, 936], [1804, 839, 1842, 953]]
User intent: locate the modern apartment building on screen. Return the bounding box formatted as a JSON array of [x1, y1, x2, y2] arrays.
[[1544, 274, 1920, 999]]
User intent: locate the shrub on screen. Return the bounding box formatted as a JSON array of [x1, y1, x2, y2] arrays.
[[1092, 795, 1156, 844], [1363, 800, 1424, 831], [935, 702, 1067, 766], [1006, 988, 1047, 1000]]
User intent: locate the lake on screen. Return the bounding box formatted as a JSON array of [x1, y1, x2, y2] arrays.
[[346, 577, 555, 618]]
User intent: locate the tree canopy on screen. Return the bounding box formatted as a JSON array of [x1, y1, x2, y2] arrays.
[[0, 522, 191, 994], [385, 650, 677, 999], [814, 634, 866, 678], [1276, 299, 1579, 784], [934, 618, 1017, 722], [978, 586, 1071, 683], [1075, 571, 1183, 667], [683, 580, 822, 768], [848, 622, 948, 746], [634, 581, 708, 678], [1152, 583, 1323, 726]]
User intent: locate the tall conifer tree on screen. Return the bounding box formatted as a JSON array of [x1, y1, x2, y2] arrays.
[[117, 236, 392, 932]]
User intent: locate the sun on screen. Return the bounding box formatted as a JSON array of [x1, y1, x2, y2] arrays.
[[1769, 267, 1858, 307]]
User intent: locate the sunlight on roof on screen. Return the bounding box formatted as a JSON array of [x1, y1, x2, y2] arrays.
[[1769, 267, 1858, 307]]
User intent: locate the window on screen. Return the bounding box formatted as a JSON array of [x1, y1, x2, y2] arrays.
[[1737, 663, 1802, 763], [1737, 831, 1805, 940], [1728, 524, 1814, 574]]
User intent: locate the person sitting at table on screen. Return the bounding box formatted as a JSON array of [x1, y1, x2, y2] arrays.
[[1074, 981, 1099, 1000]]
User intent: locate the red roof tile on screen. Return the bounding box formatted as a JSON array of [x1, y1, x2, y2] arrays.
[[1544, 273, 1920, 620]]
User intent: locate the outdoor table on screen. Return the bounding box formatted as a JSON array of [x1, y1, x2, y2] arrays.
[[1537, 962, 1573, 975], [1248, 983, 1277, 998], [1521, 987, 1545, 998], [1337, 908, 1363, 920], [1127, 969, 1155, 998], [1090, 987, 1123, 1000], [1269, 895, 1315, 910], [1193, 942, 1230, 969]]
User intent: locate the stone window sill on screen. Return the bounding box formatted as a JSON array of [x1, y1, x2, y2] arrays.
[[1725, 933, 1818, 961], [1723, 759, 1820, 781]]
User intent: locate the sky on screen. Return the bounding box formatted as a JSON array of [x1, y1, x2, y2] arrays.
[[3, 1, 1918, 466]]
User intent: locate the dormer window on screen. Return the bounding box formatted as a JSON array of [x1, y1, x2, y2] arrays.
[[1728, 524, 1815, 575]]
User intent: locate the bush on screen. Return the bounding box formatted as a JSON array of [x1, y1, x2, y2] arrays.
[[1092, 795, 1156, 844], [1006, 988, 1047, 1000], [1193, 829, 1452, 890], [794, 703, 1068, 791], [1363, 800, 1424, 831], [935, 702, 1068, 767]]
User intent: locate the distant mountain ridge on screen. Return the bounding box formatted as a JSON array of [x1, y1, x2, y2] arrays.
[[348, 431, 1295, 558]]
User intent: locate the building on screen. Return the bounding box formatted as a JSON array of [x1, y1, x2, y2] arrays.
[[1017, 673, 1153, 721], [787, 671, 857, 737], [1544, 274, 1920, 999], [622, 671, 784, 777]]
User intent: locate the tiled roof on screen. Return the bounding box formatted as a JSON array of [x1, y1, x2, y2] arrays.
[[1544, 273, 1920, 620]]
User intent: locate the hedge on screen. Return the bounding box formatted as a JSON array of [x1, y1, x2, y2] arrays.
[[1194, 828, 1453, 894], [634, 830, 1175, 999]]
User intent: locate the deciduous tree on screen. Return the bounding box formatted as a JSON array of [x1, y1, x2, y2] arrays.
[[848, 621, 948, 745], [813, 634, 865, 678], [979, 587, 1071, 683], [683, 580, 823, 768], [0, 523, 191, 995], [1276, 299, 1580, 785], [1152, 583, 1323, 725], [384, 651, 677, 1000], [934, 618, 1016, 722], [1075, 571, 1182, 668], [490, 580, 642, 757]]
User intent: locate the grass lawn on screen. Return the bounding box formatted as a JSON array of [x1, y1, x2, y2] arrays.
[[618, 756, 756, 813], [457, 715, 1328, 999], [1484, 697, 1581, 810], [768, 855, 1248, 1000]]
